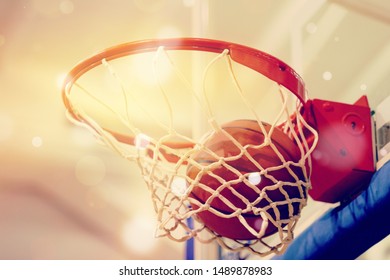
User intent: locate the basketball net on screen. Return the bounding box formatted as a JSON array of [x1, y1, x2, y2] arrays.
[[63, 41, 318, 257]]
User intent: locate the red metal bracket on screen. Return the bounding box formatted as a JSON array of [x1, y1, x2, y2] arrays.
[[307, 95, 375, 203]]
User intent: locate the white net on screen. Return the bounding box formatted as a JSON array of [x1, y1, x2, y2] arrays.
[[64, 45, 318, 257]]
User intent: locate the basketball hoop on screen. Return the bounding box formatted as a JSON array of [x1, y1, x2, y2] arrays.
[[62, 38, 374, 257]]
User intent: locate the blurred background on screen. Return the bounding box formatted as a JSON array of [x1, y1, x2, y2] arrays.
[[0, 0, 389, 259]]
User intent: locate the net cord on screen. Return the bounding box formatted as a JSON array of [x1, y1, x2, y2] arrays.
[[64, 46, 318, 257]]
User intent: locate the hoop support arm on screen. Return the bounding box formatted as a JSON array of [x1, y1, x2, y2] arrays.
[[306, 95, 376, 203]]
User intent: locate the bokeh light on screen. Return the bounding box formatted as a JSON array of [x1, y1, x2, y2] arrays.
[[306, 22, 318, 34], [170, 176, 187, 197], [0, 113, 14, 142], [122, 215, 157, 255], [32, 136, 43, 148], [322, 71, 333, 81], [248, 172, 261, 186], [59, 0, 74, 15]]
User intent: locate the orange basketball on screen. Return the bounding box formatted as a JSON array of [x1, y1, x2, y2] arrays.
[[187, 120, 306, 240]]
